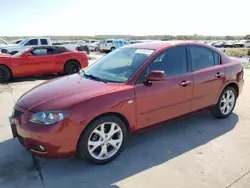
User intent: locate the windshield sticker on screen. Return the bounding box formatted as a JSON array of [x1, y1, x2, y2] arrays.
[[135, 49, 153, 55]]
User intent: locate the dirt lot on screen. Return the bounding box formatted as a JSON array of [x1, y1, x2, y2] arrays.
[[0, 56, 250, 188]]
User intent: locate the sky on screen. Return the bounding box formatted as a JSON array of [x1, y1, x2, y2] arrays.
[[0, 0, 249, 36]]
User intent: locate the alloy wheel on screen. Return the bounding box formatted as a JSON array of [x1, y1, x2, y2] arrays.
[[68, 64, 78, 74], [220, 89, 235, 115], [87, 122, 123, 160]]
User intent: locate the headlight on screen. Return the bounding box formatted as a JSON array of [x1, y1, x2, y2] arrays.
[[29, 111, 71, 125]]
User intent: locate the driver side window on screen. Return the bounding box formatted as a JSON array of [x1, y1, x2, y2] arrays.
[[136, 46, 188, 84]]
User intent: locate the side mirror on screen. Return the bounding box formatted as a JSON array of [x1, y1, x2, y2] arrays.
[[146, 70, 166, 81]]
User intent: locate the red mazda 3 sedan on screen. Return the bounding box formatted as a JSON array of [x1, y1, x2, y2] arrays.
[[9, 41, 244, 164]]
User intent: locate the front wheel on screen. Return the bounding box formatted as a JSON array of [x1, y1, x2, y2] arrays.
[[212, 87, 237, 118], [77, 116, 127, 164]]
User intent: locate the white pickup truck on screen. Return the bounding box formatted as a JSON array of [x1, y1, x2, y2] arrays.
[[0, 37, 90, 55], [0, 37, 52, 55]]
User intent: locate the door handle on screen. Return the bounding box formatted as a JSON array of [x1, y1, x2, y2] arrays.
[[180, 80, 191, 87], [215, 72, 223, 78]]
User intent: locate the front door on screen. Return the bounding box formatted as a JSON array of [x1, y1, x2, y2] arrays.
[[26, 48, 56, 75], [135, 46, 194, 129], [188, 45, 226, 111]]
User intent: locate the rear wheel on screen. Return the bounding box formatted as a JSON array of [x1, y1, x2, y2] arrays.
[[64, 60, 81, 75], [110, 47, 115, 52], [77, 116, 127, 164], [0, 65, 11, 83], [212, 87, 237, 118]]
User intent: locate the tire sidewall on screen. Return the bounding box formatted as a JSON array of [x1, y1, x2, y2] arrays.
[[64, 60, 80, 75], [0, 65, 11, 83], [78, 115, 127, 164], [216, 87, 237, 118]]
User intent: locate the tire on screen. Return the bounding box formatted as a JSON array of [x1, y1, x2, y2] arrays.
[[0, 65, 11, 83], [212, 87, 237, 118], [9, 51, 18, 55], [77, 115, 128, 164], [64, 60, 81, 75], [110, 47, 115, 52]]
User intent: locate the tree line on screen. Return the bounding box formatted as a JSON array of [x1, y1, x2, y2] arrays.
[[2, 34, 250, 41]]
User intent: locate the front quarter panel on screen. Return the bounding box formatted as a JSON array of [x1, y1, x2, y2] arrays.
[[70, 85, 136, 134]]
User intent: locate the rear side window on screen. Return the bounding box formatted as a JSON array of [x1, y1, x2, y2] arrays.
[[119, 40, 123, 46], [106, 40, 113, 43], [189, 46, 215, 71], [41, 39, 48, 45], [25, 39, 38, 46]]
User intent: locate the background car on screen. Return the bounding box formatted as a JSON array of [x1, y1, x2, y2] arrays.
[[10, 41, 244, 165], [213, 41, 225, 48], [88, 41, 100, 51], [84, 39, 99, 44], [98, 39, 130, 52], [0, 46, 88, 82]]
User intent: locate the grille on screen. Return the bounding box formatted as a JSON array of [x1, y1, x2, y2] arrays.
[[12, 109, 23, 118]]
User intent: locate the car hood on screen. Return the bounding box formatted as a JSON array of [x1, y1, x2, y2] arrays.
[[17, 74, 120, 112], [0, 44, 19, 48]]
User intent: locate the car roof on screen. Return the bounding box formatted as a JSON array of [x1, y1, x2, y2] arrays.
[[123, 41, 216, 50]]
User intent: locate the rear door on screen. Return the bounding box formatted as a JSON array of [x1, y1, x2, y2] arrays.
[[135, 46, 194, 129], [189, 45, 226, 111]]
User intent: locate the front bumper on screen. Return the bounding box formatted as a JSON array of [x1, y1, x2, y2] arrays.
[[9, 105, 83, 158]]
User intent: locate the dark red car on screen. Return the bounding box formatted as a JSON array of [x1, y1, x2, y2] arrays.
[[0, 46, 88, 82], [9, 41, 244, 164]]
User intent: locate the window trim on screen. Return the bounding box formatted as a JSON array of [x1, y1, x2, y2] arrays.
[[135, 45, 190, 84], [40, 39, 48, 45], [188, 45, 221, 72], [24, 39, 38, 46]]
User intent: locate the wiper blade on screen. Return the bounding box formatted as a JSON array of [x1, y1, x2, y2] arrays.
[[83, 72, 108, 83]]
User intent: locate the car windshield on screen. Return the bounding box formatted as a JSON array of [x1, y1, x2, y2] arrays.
[[83, 48, 155, 83], [12, 48, 30, 56]]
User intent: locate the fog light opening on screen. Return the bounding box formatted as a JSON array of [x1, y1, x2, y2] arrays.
[[34, 145, 47, 152]]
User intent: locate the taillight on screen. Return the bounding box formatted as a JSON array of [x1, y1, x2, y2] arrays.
[[75, 47, 78, 51]]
